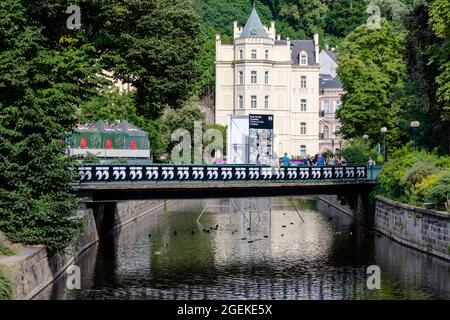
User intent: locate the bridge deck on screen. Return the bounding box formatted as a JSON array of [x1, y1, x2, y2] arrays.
[[76, 180, 376, 201]]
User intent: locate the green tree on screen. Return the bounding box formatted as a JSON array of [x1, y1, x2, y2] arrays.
[[428, 0, 450, 124], [338, 138, 378, 164], [404, 3, 449, 154], [277, 0, 328, 35], [80, 88, 141, 124], [101, 0, 203, 119], [325, 0, 368, 38], [336, 19, 407, 148], [0, 0, 100, 252]]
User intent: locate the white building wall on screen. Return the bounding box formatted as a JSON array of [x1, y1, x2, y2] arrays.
[[215, 19, 321, 159]]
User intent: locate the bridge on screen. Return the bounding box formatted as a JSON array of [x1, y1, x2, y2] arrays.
[[75, 164, 382, 201]]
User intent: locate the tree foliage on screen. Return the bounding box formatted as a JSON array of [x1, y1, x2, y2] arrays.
[[428, 0, 450, 120], [100, 0, 203, 119], [0, 0, 100, 252], [336, 19, 407, 147]]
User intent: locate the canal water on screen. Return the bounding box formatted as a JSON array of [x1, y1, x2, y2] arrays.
[[39, 197, 449, 300]]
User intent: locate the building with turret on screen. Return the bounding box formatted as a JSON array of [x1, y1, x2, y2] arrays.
[[215, 7, 321, 158]]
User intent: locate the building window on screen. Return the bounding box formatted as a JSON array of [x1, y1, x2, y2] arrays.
[[300, 99, 307, 112], [322, 100, 330, 113], [239, 71, 244, 85], [265, 50, 269, 60], [251, 49, 257, 59], [265, 71, 269, 85], [265, 96, 269, 109], [251, 96, 257, 109], [239, 50, 243, 60], [335, 125, 341, 134], [251, 71, 257, 84], [300, 122, 307, 135], [323, 126, 330, 139], [334, 99, 341, 111], [239, 95, 244, 109], [300, 76, 307, 88], [300, 145, 307, 156], [300, 52, 308, 65]]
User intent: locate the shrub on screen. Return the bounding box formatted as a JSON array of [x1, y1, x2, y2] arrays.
[[338, 138, 377, 164], [377, 145, 450, 208], [0, 243, 15, 256], [401, 160, 439, 191], [411, 174, 440, 205], [0, 266, 13, 300], [377, 145, 426, 199], [81, 152, 100, 164], [424, 169, 450, 209]]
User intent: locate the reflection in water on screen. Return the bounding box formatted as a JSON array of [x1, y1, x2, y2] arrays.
[[37, 197, 450, 300]]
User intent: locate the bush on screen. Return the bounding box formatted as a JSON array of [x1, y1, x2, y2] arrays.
[[377, 145, 450, 209], [0, 266, 12, 300], [411, 174, 440, 205], [401, 160, 439, 191], [0, 243, 15, 256], [424, 169, 450, 209], [377, 145, 435, 200], [81, 152, 100, 164], [338, 138, 377, 164]]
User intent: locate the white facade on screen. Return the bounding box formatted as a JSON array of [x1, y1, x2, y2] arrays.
[[215, 8, 321, 158]]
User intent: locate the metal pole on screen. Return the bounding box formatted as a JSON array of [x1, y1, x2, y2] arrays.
[[383, 134, 386, 163], [413, 129, 417, 149]]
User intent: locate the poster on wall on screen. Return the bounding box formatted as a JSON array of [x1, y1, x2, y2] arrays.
[[249, 114, 273, 165]]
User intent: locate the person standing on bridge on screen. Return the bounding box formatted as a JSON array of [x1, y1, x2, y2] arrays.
[[282, 153, 290, 167], [316, 153, 325, 166]]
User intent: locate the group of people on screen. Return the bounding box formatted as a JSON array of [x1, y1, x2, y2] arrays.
[[280, 153, 347, 167]]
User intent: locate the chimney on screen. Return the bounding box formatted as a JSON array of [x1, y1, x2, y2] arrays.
[[233, 21, 241, 39], [270, 21, 276, 39], [216, 34, 221, 61], [313, 33, 320, 64]]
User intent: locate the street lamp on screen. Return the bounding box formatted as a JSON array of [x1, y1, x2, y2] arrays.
[[381, 127, 388, 163], [363, 134, 369, 140], [410, 121, 420, 149]]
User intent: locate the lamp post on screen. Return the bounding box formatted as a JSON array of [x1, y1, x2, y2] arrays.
[[410, 121, 420, 149], [381, 127, 388, 163], [363, 134, 369, 140]]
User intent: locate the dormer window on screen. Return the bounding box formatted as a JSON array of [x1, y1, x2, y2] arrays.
[[300, 51, 308, 66], [251, 49, 257, 59]]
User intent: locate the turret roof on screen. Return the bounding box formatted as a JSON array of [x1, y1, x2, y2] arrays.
[[240, 8, 268, 39]]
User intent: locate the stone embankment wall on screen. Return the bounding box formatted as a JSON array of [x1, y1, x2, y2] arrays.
[[316, 194, 450, 261], [375, 196, 449, 261], [0, 200, 166, 300]]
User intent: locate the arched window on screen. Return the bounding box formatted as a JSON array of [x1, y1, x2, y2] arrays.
[[299, 51, 308, 66], [323, 126, 330, 139]]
